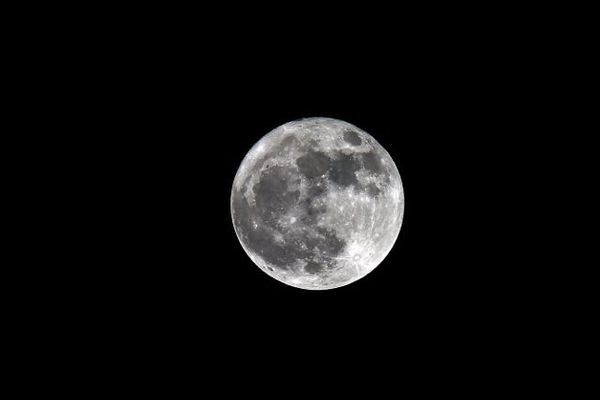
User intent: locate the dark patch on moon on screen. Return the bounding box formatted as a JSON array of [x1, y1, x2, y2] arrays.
[[232, 169, 346, 272], [278, 135, 298, 153], [361, 151, 384, 175], [232, 190, 307, 270], [301, 179, 329, 224], [366, 183, 381, 197], [343, 130, 362, 146], [257, 234, 304, 269], [306, 181, 327, 198], [361, 151, 391, 185], [254, 166, 300, 223], [298, 149, 366, 189], [296, 150, 331, 179], [300, 197, 327, 225], [329, 152, 361, 187], [315, 227, 345, 257], [305, 261, 323, 274]]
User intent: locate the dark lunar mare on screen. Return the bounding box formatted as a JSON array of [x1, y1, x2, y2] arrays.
[[253, 166, 300, 225], [361, 151, 385, 176], [296, 150, 330, 179], [232, 188, 307, 270], [296, 149, 362, 188], [296, 148, 390, 197], [329, 152, 361, 187], [232, 158, 347, 273]]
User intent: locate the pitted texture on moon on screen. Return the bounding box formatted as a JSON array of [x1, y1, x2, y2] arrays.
[[231, 117, 404, 290]]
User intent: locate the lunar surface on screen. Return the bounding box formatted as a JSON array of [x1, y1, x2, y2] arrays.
[[231, 117, 404, 290]]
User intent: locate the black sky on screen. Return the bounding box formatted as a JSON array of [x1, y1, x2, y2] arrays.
[[67, 12, 539, 380]]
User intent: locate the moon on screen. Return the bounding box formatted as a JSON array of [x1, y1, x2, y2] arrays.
[[231, 117, 404, 290]]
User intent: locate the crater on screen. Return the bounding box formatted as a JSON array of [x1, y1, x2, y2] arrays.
[[343, 130, 362, 146]]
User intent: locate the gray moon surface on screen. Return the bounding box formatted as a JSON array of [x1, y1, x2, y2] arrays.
[[231, 117, 404, 290]]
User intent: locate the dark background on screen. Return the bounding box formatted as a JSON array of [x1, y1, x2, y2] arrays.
[[91, 52, 513, 353], [52, 9, 546, 382], [7, 3, 574, 392]]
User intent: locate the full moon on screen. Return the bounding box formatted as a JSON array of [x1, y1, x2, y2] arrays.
[[231, 117, 404, 290]]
